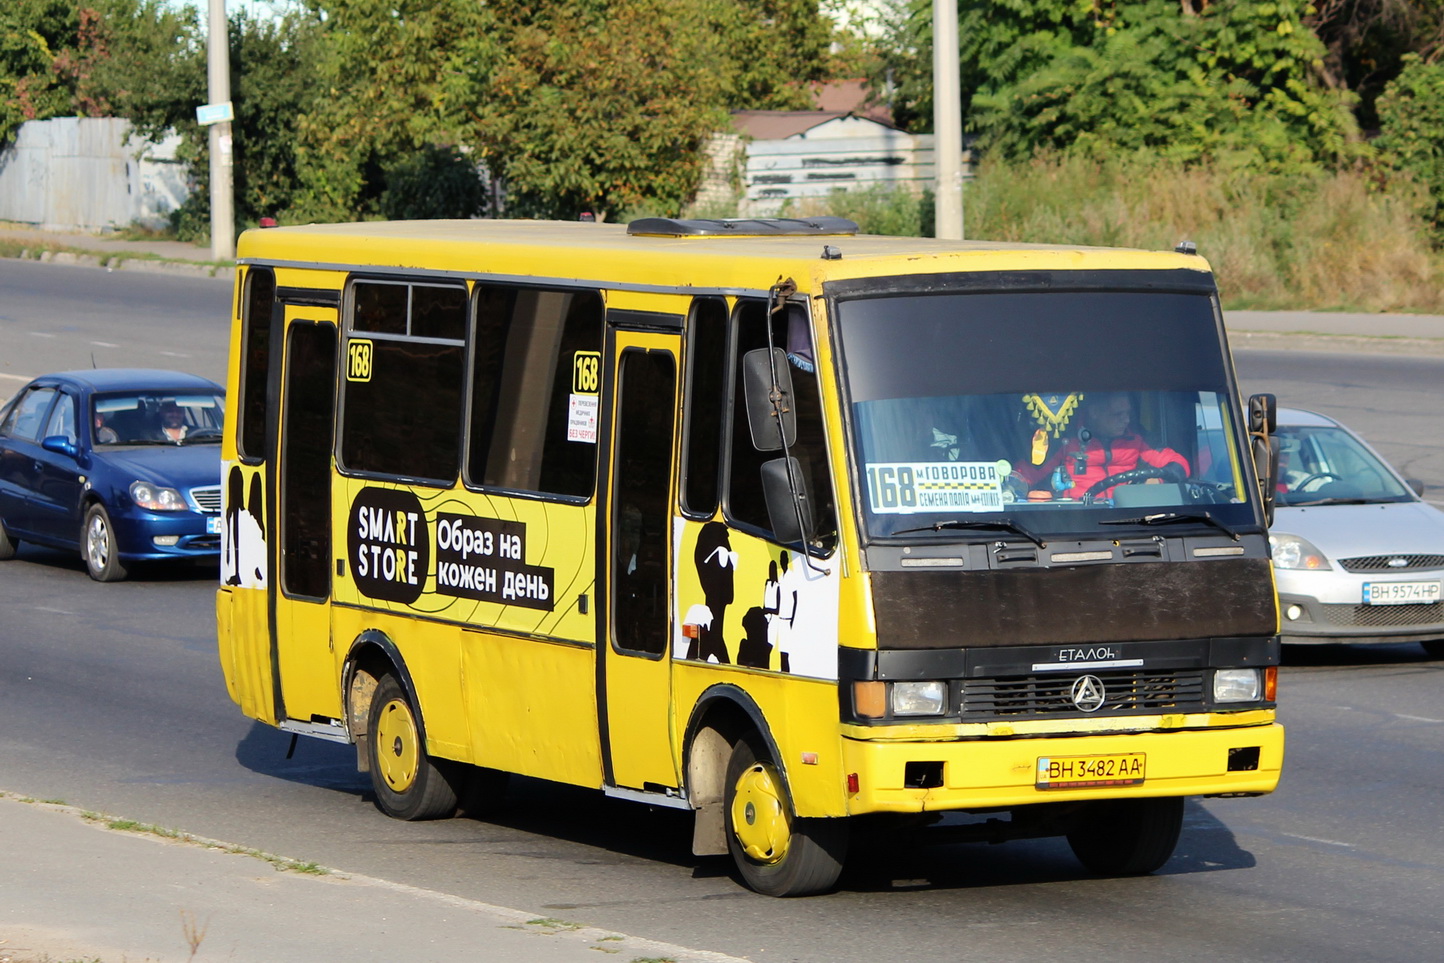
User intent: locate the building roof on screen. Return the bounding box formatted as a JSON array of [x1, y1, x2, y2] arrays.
[[730, 110, 900, 140]]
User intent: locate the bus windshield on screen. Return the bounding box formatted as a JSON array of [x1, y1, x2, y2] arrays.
[[834, 286, 1260, 540]]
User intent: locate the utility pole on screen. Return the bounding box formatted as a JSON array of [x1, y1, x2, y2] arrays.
[[206, 0, 235, 260], [932, 0, 964, 240]]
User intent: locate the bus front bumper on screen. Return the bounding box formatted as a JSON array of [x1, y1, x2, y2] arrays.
[[841, 721, 1284, 814]]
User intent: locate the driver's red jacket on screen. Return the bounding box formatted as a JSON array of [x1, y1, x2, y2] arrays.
[[1017, 432, 1190, 500]]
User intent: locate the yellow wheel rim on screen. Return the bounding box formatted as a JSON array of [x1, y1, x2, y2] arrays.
[[731, 761, 791, 864], [374, 698, 420, 793]]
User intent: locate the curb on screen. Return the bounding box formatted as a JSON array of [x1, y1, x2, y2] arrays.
[[28, 248, 235, 281]]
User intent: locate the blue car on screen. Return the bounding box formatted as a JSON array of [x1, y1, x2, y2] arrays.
[[0, 369, 224, 581]]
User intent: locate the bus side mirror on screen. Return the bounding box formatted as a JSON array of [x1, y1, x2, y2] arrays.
[[742, 348, 797, 451], [761, 456, 812, 545], [1248, 393, 1276, 434], [1247, 393, 1277, 526]]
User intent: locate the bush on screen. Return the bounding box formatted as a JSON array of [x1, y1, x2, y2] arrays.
[[378, 145, 488, 221], [778, 184, 934, 237], [1375, 55, 1444, 243], [766, 156, 1444, 313], [965, 153, 1444, 312]]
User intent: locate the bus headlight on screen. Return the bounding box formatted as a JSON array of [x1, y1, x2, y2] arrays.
[[130, 480, 187, 511], [1214, 668, 1262, 703], [891, 681, 947, 716]]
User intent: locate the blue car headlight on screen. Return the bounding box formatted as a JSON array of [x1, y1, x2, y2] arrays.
[[130, 480, 188, 511]]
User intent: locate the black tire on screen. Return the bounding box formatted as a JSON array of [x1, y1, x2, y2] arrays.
[[1421, 640, 1444, 660], [725, 735, 848, 896], [0, 515, 18, 560], [83, 504, 128, 582], [366, 674, 462, 821], [1066, 796, 1184, 876]]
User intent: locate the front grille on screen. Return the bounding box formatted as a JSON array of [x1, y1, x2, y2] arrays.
[[962, 669, 1207, 718], [1338, 554, 1444, 573], [189, 485, 222, 513], [1319, 602, 1443, 628]]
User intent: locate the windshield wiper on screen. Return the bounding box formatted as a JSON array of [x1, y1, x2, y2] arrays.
[[1287, 496, 1374, 507], [1100, 510, 1239, 540], [891, 517, 1047, 549]]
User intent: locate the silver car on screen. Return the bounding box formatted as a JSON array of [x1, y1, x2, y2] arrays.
[[1270, 408, 1444, 656]]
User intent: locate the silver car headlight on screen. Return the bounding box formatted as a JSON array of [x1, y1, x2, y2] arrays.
[[130, 480, 188, 511], [1214, 668, 1262, 703], [1269, 533, 1332, 570]]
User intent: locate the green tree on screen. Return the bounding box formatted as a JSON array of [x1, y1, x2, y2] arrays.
[[1375, 54, 1444, 238], [379, 144, 487, 219], [704, 0, 842, 110], [290, 0, 493, 222], [1308, 0, 1444, 129], [1, 1, 68, 144], [876, 0, 1363, 173], [163, 8, 326, 239], [457, 0, 731, 220]]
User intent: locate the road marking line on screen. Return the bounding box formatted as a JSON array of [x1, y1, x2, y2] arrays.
[[90, 341, 119, 348], [29, 331, 56, 338], [1395, 714, 1444, 723], [1280, 832, 1354, 848], [0, 373, 31, 383]]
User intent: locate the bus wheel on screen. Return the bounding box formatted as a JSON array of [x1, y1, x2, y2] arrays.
[[725, 736, 848, 897], [1066, 797, 1184, 876], [367, 674, 460, 821]]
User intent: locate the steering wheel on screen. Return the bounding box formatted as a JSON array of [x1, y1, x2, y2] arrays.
[[1295, 471, 1343, 492], [1082, 465, 1170, 499], [181, 427, 223, 444]]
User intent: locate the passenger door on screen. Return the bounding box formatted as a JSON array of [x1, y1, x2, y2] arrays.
[[600, 335, 679, 792], [0, 386, 59, 539], [29, 389, 85, 543], [273, 312, 340, 723]]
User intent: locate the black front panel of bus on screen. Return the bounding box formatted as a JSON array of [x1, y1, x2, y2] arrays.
[[870, 557, 1276, 649]]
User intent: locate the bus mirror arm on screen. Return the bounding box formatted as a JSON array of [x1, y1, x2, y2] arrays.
[[1247, 393, 1278, 526], [758, 280, 827, 575]]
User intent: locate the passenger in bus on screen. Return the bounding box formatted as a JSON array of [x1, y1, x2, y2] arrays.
[[1015, 392, 1189, 500]]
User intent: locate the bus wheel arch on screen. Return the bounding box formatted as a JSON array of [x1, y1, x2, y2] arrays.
[[683, 686, 848, 896], [343, 629, 412, 772], [342, 631, 461, 821], [682, 687, 767, 857]]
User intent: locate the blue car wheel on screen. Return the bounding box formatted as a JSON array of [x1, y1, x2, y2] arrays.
[[83, 504, 128, 582], [0, 515, 17, 560]]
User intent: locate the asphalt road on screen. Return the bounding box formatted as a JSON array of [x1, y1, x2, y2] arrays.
[[2, 261, 1443, 961]]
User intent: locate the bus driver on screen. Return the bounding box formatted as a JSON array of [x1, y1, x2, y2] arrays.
[[1016, 392, 1189, 500]]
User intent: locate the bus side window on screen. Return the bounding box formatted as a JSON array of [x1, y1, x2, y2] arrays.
[[339, 279, 467, 484], [725, 299, 836, 550], [681, 297, 728, 517], [238, 267, 275, 461], [468, 285, 604, 498]]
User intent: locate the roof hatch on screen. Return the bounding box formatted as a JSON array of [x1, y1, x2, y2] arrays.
[[626, 217, 859, 237]]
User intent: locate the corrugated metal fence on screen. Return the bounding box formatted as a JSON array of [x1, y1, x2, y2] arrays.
[[0, 117, 189, 232]]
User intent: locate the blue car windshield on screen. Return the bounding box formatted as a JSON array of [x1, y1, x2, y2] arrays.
[[93, 392, 225, 446]]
